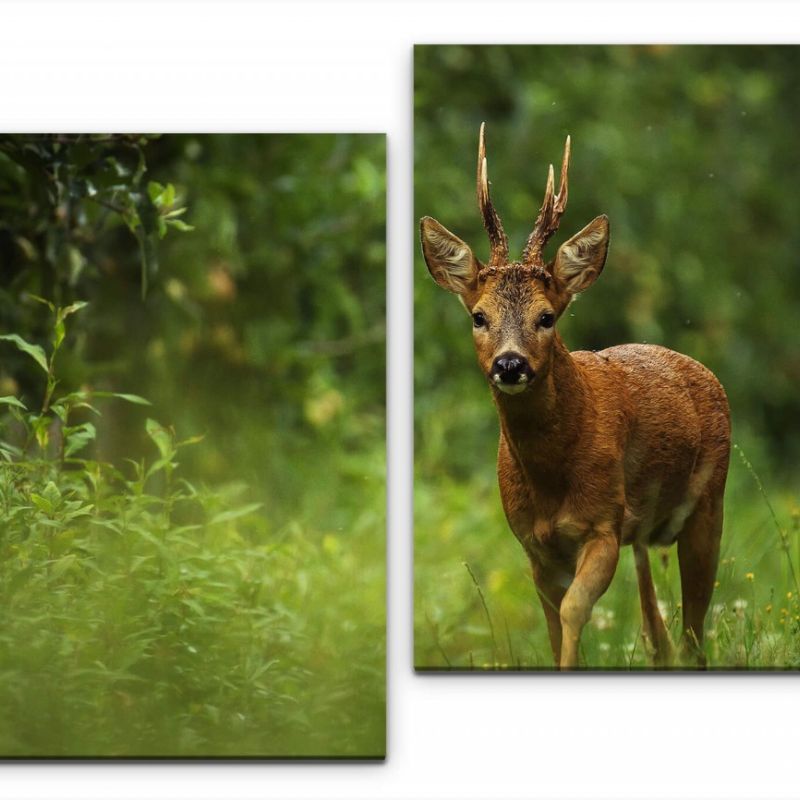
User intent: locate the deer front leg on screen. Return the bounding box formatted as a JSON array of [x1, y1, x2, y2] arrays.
[[559, 527, 620, 669], [531, 562, 567, 665]]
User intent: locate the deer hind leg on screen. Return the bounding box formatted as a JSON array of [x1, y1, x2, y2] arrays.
[[633, 540, 673, 667], [559, 529, 620, 669], [676, 491, 723, 668]]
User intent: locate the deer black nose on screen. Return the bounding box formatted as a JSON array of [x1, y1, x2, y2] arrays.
[[493, 353, 532, 384]]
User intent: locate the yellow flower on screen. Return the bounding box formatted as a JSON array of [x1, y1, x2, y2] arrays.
[[765, 604, 773, 613], [714, 580, 720, 589], [745, 572, 754, 582], [787, 592, 794, 600]]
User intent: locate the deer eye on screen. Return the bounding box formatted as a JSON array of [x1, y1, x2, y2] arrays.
[[472, 311, 487, 329], [539, 312, 555, 329]]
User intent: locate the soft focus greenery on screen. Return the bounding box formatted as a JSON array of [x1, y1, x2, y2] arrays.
[[0, 133, 385, 755], [414, 46, 800, 669]]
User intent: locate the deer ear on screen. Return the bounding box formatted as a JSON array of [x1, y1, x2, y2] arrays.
[[420, 216, 480, 296], [553, 215, 610, 295]]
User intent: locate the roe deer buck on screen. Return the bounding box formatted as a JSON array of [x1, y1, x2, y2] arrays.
[[420, 124, 730, 669]]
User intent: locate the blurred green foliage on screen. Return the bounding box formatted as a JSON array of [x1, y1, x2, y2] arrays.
[[0, 134, 385, 754], [0, 134, 175, 302], [414, 46, 800, 669]]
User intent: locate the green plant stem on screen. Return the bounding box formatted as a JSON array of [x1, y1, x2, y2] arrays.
[[41, 359, 56, 416], [734, 443, 800, 597], [463, 561, 497, 665]]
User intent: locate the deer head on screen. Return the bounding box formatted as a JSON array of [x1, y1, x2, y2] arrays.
[[421, 123, 610, 395]]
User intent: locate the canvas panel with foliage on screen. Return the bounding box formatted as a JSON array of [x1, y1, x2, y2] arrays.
[[415, 45, 800, 670], [0, 134, 385, 756]]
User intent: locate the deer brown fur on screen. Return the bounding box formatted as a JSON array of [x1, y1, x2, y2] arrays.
[[420, 124, 730, 668]]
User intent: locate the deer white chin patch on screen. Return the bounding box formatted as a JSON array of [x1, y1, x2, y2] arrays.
[[493, 375, 529, 395]]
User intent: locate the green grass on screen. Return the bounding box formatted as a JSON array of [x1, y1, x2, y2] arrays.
[[414, 443, 800, 671], [0, 430, 384, 758]]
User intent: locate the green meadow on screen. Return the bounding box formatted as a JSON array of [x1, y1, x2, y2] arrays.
[[415, 437, 800, 670]]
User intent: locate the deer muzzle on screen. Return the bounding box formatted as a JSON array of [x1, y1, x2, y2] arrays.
[[491, 352, 534, 394]]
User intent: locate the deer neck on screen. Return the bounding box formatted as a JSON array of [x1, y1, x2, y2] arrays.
[[492, 333, 589, 481]]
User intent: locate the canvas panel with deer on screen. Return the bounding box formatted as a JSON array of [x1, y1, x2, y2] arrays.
[[415, 46, 800, 671]]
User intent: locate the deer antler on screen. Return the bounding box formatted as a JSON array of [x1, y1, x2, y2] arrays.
[[522, 135, 571, 266], [477, 123, 509, 266]]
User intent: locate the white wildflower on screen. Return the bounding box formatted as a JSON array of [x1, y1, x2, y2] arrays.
[[591, 606, 616, 631]]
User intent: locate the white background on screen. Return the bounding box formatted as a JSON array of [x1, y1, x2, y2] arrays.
[[2, 1, 800, 798]]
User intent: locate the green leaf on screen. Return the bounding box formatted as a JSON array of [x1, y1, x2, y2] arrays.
[[209, 502, 263, 525], [166, 219, 195, 233], [27, 294, 55, 312], [53, 300, 89, 350], [146, 457, 176, 480], [53, 319, 66, 350], [0, 396, 26, 410], [57, 301, 89, 322], [147, 180, 165, 203], [145, 418, 173, 460], [62, 504, 94, 521], [86, 390, 151, 406], [51, 394, 101, 422], [0, 334, 49, 373], [31, 415, 50, 448], [0, 442, 23, 461], [29, 493, 54, 515], [64, 421, 97, 457], [176, 433, 205, 448], [42, 481, 61, 507], [94, 392, 152, 406], [162, 183, 176, 208]]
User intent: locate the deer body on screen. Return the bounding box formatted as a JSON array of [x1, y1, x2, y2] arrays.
[[421, 125, 730, 668]]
